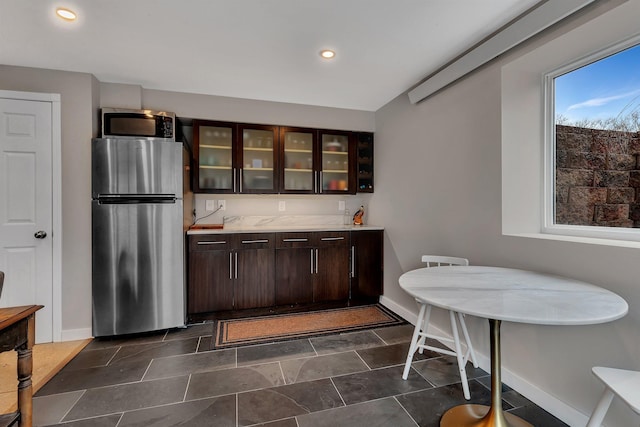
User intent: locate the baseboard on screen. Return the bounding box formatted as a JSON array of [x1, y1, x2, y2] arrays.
[[59, 327, 93, 342], [471, 347, 588, 426], [379, 296, 418, 324], [379, 295, 588, 427]]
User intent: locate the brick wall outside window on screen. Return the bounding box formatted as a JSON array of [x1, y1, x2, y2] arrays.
[[556, 125, 640, 227]]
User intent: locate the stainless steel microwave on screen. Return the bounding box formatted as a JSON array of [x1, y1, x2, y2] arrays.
[[101, 108, 175, 140]]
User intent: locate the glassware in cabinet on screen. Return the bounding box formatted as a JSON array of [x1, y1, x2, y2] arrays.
[[193, 120, 235, 193], [280, 127, 316, 193], [319, 131, 354, 194], [239, 125, 278, 193]]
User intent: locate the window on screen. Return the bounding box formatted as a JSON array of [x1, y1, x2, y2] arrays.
[[502, 1, 640, 246], [544, 36, 640, 238]]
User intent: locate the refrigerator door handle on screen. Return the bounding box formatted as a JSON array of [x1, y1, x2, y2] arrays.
[[96, 194, 177, 204], [96, 193, 176, 198]]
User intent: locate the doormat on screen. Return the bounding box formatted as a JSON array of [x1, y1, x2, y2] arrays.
[[212, 304, 405, 349]]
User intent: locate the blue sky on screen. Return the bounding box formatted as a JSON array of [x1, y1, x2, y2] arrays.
[[555, 42, 640, 124]]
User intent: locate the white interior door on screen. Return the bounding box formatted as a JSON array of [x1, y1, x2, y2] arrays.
[[0, 97, 54, 343]]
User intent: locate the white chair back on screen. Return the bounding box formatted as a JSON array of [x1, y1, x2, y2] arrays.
[[421, 255, 469, 267], [402, 255, 476, 400]]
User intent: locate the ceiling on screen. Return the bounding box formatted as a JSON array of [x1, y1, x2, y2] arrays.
[[1, 0, 541, 111]]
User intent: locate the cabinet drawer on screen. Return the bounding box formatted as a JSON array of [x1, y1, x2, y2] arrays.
[[313, 231, 349, 247], [189, 234, 232, 252], [233, 233, 275, 249], [276, 232, 313, 248]]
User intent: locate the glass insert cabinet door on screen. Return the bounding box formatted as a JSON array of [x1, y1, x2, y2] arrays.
[[281, 128, 315, 193], [240, 125, 278, 193], [320, 131, 352, 193], [195, 122, 234, 192]]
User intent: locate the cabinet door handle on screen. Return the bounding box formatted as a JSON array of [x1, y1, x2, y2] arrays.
[[351, 246, 355, 278], [321, 237, 344, 241], [310, 249, 314, 274], [314, 171, 317, 193], [319, 171, 323, 193], [229, 252, 233, 279], [235, 252, 238, 279], [239, 168, 243, 192], [315, 248, 319, 274], [233, 168, 236, 192], [197, 241, 226, 245], [283, 238, 308, 242], [241, 239, 269, 244]]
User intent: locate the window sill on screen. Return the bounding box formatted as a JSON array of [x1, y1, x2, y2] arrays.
[[503, 231, 640, 249]]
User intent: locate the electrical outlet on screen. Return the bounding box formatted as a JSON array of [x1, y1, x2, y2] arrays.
[[278, 201, 286, 211], [205, 199, 216, 211], [218, 200, 226, 211], [338, 201, 346, 211]]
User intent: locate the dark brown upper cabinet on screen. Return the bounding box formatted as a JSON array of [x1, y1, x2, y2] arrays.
[[193, 120, 237, 193], [356, 132, 374, 193], [238, 124, 279, 194], [279, 127, 317, 194], [279, 127, 356, 195], [193, 120, 278, 194], [318, 130, 356, 195], [192, 118, 368, 195]]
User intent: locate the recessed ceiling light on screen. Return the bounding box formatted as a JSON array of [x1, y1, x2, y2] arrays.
[[56, 8, 77, 21], [320, 50, 335, 59]]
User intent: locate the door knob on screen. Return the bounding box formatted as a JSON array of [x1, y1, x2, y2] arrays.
[[34, 230, 47, 239]]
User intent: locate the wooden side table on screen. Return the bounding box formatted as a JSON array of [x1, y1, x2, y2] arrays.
[[0, 305, 43, 427]]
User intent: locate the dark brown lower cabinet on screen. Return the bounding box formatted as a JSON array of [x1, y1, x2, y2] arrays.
[[275, 233, 314, 305], [275, 231, 350, 305], [187, 234, 234, 313], [350, 230, 384, 299], [187, 233, 275, 314], [234, 235, 275, 309], [312, 232, 350, 302], [188, 229, 382, 316]]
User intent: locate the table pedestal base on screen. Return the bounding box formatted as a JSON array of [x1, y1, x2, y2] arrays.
[[440, 319, 533, 427], [440, 404, 532, 427]]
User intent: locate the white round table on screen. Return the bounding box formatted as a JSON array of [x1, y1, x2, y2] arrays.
[[399, 266, 628, 427]]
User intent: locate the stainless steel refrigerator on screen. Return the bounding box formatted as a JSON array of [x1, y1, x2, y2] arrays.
[[91, 137, 186, 336]]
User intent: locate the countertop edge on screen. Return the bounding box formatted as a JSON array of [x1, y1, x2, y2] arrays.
[[187, 225, 384, 235]]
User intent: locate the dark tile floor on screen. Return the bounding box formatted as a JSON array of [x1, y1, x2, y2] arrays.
[[33, 323, 568, 427]]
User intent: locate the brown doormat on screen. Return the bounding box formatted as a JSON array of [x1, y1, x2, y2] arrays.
[[212, 304, 405, 349]]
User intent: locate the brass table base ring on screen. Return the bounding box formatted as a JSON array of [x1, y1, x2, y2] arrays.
[[440, 404, 533, 427]]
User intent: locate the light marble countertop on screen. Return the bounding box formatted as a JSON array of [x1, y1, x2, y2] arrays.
[[399, 266, 628, 325], [187, 215, 383, 235]]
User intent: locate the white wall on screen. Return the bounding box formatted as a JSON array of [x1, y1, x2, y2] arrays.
[[372, 1, 640, 426], [0, 65, 96, 340], [142, 89, 375, 132]]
